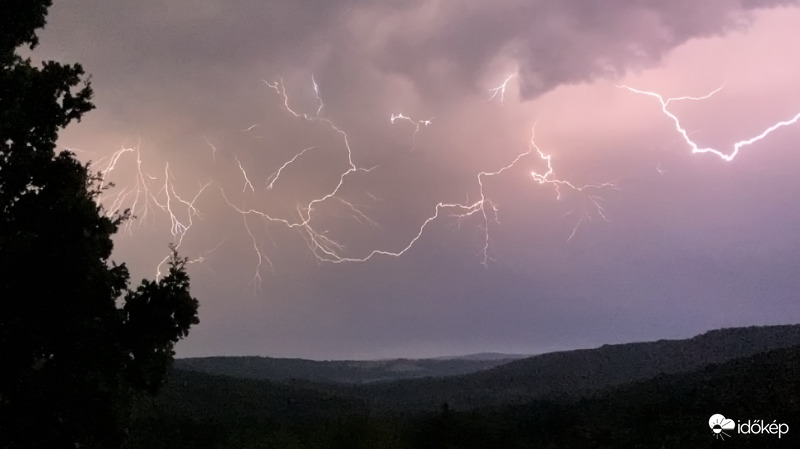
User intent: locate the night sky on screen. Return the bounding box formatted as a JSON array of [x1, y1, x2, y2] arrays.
[[33, 1, 800, 359]]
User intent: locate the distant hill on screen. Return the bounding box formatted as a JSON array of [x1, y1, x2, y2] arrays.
[[410, 344, 800, 448], [127, 333, 800, 448], [431, 352, 530, 361], [174, 324, 800, 412], [174, 355, 521, 384], [352, 323, 800, 410]]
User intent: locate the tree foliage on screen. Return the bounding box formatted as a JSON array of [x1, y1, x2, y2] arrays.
[[0, 2, 199, 447]]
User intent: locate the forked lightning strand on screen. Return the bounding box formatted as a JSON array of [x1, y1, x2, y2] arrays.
[[528, 129, 616, 241], [488, 74, 514, 104], [620, 85, 800, 161], [93, 144, 210, 278], [390, 113, 432, 149], [92, 75, 615, 289]]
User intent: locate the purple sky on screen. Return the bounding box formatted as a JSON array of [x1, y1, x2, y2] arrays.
[[34, 0, 800, 359]]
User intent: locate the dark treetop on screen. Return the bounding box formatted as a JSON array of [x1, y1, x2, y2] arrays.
[[0, 2, 199, 448]]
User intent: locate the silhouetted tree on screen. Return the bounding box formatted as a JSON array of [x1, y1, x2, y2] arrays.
[[0, 2, 199, 448]]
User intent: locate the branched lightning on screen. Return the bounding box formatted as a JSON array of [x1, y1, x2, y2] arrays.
[[241, 212, 273, 292], [186, 238, 227, 267], [390, 113, 432, 133], [312, 74, 324, 117], [265, 146, 316, 190], [76, 69, 800, 295], [91, 74, 615, 289], [208, 77, 380, 288], [620, 85, 800, 161], [334, 197, 379, 228], [390, 113, 432, 150], [94, 143, 211, 278], [203, 136, 217, 162], [273, 122, 614, 266], [488, 74, 514, 104], [527, 131, 616, 240], [235, 156, 255, 193]]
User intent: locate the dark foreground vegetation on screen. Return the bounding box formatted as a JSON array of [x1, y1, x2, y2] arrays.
[[127, 326, 800, 448], [1, 3, 198, 448]]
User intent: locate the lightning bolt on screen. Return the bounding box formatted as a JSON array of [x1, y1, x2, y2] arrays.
[[241, 212, 273, 293], [286, 122, 614, 266], [390, 113, 433, 150], [235, 155, 255, 193], [620, 84, 800, 161], [527, 132, 616, 241], [390, 113, 432, 131], [93, 142, 212, 278], [312, 73, 324, 117], [208, 77, 380, 288], [186, 238, 227, 268], [91, 74, 615, 290], [265, 145, 316, 190], [203, 136, 217, 162], [488, 74, 514, 104]]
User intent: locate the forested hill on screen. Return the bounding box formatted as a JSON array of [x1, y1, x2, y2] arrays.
[[174, 354, 526, 384], [172, 324, 800, 412], [351, 323, 800, 410], [127, 341, 800, 448], [408, 344, 800, 448]]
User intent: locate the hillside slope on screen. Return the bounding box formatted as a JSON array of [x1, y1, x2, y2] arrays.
[[353, 324, 800, 410], [174, 355, 523, 384], [126, 341, 800, 448], [412, 344, 800, 448]]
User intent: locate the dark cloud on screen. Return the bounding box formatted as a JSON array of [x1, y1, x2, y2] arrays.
[[41, 1, 798, 104], [368, 0, 799, 99]]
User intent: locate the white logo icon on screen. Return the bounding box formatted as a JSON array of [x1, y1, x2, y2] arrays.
[[709, 414, 736, 440]]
